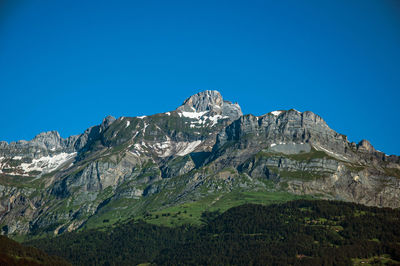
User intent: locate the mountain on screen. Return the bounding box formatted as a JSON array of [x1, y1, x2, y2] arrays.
[[0, 90, 399, 237]]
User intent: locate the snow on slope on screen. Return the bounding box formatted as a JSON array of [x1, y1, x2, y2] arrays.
[[178, 110, 229, 127], [19, 152, 77, 175], [128, 139, 202, 158], [179, 111, 208, 119], [176, 140, 202, 156]]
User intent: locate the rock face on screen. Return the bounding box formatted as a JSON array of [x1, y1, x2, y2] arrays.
[[0, 90, 399, 236]]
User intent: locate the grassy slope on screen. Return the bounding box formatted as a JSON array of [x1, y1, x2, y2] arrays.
[[83, 189, 317, 229]]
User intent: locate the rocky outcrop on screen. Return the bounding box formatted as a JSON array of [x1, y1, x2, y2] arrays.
[[160, 155, 195, 178], [214, 110, 350, 156]]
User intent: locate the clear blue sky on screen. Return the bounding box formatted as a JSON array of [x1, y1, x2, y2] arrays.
[[0, 0, 399, 155]]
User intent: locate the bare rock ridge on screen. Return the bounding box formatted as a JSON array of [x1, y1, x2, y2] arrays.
[[0, 115, 116, 152], [0, 90, 399, 236]]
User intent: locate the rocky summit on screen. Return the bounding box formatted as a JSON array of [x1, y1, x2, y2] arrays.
[[0, 90, 399, 236]]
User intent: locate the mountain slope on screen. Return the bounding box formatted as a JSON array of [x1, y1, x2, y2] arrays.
[[0, 90, 399, 237]]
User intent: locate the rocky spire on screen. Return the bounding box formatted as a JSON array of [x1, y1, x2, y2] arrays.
[[176, 90, 242, 121], [357, 139, 376, 152], [31, 131, 63, 150]]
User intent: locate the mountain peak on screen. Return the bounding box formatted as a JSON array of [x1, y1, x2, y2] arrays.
[[101, 115, 116, 130], [176, 90, 242, 120], [32, 130, 62, 144], [177, 90, 223, 112]]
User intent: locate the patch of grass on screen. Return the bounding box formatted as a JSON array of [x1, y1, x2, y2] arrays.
[[269, 168, 328, 181], [82, 197, 141, 230], [0, 175, 38, 188], [354, 210, 371, 217], [142, 190, 317, 227], [251, 164, 330, 182], [255, 147, 333, 162], [352, 254, 399, 265]]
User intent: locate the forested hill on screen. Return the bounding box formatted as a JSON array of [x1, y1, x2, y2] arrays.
[[27, 200, 400, 265], [0, 235, 69, 266]]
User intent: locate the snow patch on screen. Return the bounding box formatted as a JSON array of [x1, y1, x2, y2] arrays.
[[176, 140, 202, 156], [271, 111, 283, 116], [143, 139, 203, 158], [20, 152, 77, 174], [132, 131, 139, 139], [125, 121, 130, 128], [270, 142, 287, 147], [134, 143, 144, 152], [13, 156, 22, 160], [207, 115, 229, 126], [129, 150, 140, 157], [180, 111, 208, 119], [137, 116, 146, 119], [270, 142, 305, 147], [6, 172, 28, 176], [313, 144, 351, 162], [165, 112, 170, 116], [143, 122, 149, 133], [187, 114, 229, 127]]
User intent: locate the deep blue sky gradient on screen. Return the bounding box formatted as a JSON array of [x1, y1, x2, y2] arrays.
[[0, 0, 399, 155]]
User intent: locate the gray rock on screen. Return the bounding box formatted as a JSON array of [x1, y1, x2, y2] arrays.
[[268, 143, 311, 154]]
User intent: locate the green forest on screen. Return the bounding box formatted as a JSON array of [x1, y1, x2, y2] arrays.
[[0, 235, 69, 265], [22, 199, 400, 265]]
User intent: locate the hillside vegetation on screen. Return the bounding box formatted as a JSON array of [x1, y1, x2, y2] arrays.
[[27, 199, 400, 265], [0, 235, 69, 266]]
